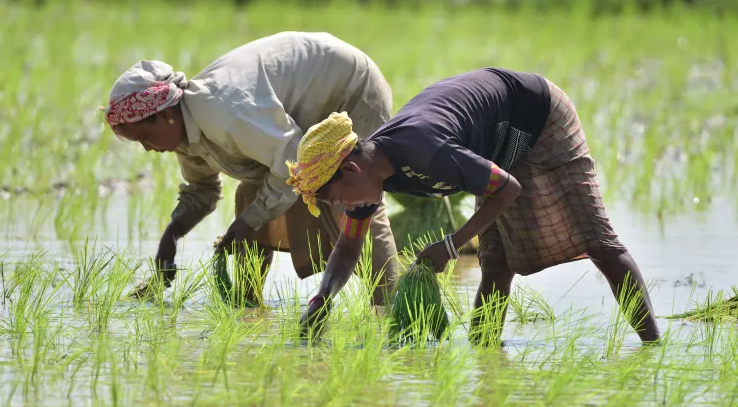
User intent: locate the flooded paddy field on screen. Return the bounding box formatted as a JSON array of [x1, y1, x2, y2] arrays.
[[1, 1, 738, 406]]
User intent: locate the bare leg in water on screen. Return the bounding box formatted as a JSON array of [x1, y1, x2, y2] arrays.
[[469, 257, 516, 346], [469, 249, 660, 346], [588, 248, 660, 343]]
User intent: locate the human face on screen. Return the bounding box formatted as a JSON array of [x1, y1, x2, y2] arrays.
[[113, 110, 183, 153], [317, 161, 384, 211]]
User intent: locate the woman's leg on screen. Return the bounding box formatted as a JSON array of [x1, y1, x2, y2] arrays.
[[587, 248, 660, 342], [470, 256, 516, 347], [471, 225, 515, 346], [538, 79, 660, 343]]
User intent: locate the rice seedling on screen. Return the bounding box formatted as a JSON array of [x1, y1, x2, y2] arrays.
[[107, 342, 123, 407], [1, 252, 62, 358], [348, 234, 380, 308], [232, 242, 270, 309], [273, 279, 307, 344], [89, 332, 110, 400], [508, 283, 556, 324], [710, 326, 738, 390], [66, 238, 116, 312], [27, 309, 64, 387], [427, 345, 475, 406], [388, 257, 450, 346], [136, 310, 182, 403], [199, 272, 269, 389], [210, 238, 270, 309], [88, 263, 134, 333], [528, 307, 598, 368], [0, 242, 732, 405], [468, 289, 510, 349], [386, 230, 469, 347], [333, 235, 399, 344], [666, 286, 738, 322], [210, 253, 233, 306], [315, 325, 394, 406], [1, 255, 8, 305], [168, 261, 208, 321]]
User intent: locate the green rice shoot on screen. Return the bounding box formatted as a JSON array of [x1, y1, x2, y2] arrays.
[[666, 286, 738, 322], [388, 257, 450, 346], [210, 237, 269, 309], [211, 253, 233, 306]]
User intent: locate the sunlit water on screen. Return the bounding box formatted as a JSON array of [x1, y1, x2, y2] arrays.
[[3, 193, 736, 323], [1, 189, 737, 405]]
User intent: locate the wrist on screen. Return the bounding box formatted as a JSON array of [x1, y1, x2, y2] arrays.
[[450, 233, 465, 252], [309, 294, 330, 307], [443, 233, 460, 260]]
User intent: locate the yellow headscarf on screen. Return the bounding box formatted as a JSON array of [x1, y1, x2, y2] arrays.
[[286, 112, 358, 217]]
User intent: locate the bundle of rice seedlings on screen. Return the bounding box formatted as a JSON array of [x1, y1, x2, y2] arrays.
[[210, 236, 266, 308], [388, 258, 449, 346], [211, 252, 233, 306], [666, 287, 738, 322]]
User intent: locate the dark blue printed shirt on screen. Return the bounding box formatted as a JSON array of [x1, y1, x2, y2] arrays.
[[348, 68, 551, 220]]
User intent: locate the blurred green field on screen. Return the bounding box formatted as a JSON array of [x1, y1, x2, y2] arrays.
[[1, 0, 736, 242], [2, 2, 738, 406]]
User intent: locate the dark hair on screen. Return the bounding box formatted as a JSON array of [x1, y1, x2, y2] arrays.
[[315, 141, 366, 197]]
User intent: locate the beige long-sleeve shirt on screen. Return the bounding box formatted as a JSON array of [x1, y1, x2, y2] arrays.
[[170, 31, 385, 234]]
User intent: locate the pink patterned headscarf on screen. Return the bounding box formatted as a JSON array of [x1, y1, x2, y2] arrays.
[[101, 60, 188, 127]]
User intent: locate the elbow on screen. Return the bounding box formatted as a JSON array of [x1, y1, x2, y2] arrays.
[[500, 174, 522, 204]]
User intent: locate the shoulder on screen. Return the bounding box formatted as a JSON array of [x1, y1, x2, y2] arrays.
[[243, 31, 342, 51], [194, 32, 354, 80], [182, 85, 239, 140], [192, 32, 302, 78]]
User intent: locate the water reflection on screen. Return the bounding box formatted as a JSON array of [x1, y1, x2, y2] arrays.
[[2, 193, 737, 331]]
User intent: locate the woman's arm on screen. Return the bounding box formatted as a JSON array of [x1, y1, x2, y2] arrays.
[[418, 141, 523, 271], [172, 151, 222, 235], [451, 171, 521, 250], [316, 233, 365, 298], [417, 169, 521, 272], [299, 232, 365, 337]]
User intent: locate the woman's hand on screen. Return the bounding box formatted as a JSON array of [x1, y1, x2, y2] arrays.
[[417, 240, 452, 273], [155, 223, 180, 278], [129, 221, 184, 299], [215, 218, 253, 255], [298, 234, 365, 340], [299, 296, 333, 340]]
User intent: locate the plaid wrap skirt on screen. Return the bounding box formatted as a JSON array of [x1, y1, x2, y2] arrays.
[[476, 79, 627, 276]]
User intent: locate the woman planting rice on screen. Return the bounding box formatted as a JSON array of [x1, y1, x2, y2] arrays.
[[100, 31, 398, 304], [290, 67, 661, 344]]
